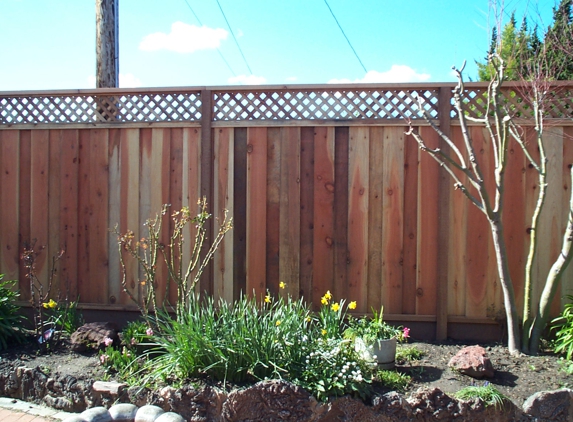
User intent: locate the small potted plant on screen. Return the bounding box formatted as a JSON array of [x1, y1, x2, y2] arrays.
[[344, 307, 409, 369]]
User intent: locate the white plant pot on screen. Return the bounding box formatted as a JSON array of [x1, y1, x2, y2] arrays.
[[355, 337, 397, 370]]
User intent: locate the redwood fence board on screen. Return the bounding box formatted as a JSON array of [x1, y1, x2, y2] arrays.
[[1, 83, 573, 338]]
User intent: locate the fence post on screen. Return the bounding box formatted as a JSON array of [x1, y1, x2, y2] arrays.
[[200, 89, 214, 295], [436, 86, 452, 340]]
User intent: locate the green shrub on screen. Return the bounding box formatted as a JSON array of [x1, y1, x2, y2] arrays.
[[376, 369, 411, 392], [396, 345, 424, 364], [552, 295, 573, 360], [0, 276, 25, 350], [454, 382, 508, 409]]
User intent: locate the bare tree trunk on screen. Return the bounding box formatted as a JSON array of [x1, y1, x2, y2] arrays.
[[529, 167, 573, 354], [96, 0, 119, 88], [489, 217, 521, 354]]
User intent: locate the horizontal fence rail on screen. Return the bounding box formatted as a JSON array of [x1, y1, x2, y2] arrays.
[[1, 82, 573, 341], [2, 82, 572, 126]]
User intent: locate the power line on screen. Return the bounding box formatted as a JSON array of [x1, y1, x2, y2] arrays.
[[323, 0, 368, 74], [215, 0, 253, 75], [181, 0, 237, 77]]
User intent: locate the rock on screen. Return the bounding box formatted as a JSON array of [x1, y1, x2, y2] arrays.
[[325, 396, 383, 421], [93, 381, 126, 396], [81, 406, 112, 422], [522, 388, 573, 421], [448, 345, 495, 379], [372, 391, 412, 419], [222, 379, 323, 421], [70, 322, 120, 352], [44, 394, 75, 412], [155, 413, 186, 422], [161, 385, 226, 422], [135, 405, 165, 422], [109, 403, 138, 421]]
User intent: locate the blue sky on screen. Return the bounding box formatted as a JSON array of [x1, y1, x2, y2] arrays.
[[0, 0, 558, 91]]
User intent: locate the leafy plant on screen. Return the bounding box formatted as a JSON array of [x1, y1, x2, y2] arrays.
[[0, 276, 25, 350], [375, 369, 411, 392], [99, 342, 145, 383], [344, 306, 409, 345], [122, 320, 153, 350], [552, 295, 573, 360], [454, 382, 508, 409], [43, 298, 83, 336], [396, 345, 424, 364]]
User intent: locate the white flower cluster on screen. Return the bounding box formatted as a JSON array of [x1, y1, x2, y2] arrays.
[[333, 361, 363, 383]]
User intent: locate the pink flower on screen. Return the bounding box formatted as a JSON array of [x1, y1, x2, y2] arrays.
[[403, 327, 410, 338], [130, 338, 137, 346], [103, 337, 113, 347], [99, 354, 108, 364], [146, 327, 153, 336]]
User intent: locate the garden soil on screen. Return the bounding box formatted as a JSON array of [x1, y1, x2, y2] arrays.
[[0, 338, 571, 407]]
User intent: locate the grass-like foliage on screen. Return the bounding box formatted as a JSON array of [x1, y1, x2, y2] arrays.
[[395, 345, 424, 365], [0, 276, 25, 350], [552, 295, 573, 361], [376, 370, 411, 392], [454, 382, 508, 409]]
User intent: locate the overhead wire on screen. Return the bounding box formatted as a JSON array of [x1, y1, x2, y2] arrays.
[[215, 0, 253, 75], [322, 0, 368, 74], [181, 0, 237, 77]]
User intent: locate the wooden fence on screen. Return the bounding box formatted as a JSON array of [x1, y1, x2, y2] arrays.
[[1, 82, 572, 339]]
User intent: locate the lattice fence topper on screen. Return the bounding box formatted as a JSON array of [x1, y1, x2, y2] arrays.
[[457, 86, 573, 120], [1, 85, 571, 125], [212, 88, 440, 121], [0, 92, 202, 124]]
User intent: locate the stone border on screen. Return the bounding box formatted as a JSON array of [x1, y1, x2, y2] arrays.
[[1, 366, 573, 421]]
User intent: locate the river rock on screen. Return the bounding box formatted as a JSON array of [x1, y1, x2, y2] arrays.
[[448, 345, 495, 378], [522, 388, 573, 421], [135, 404, 165, 422], [109, 403, 138, 421]]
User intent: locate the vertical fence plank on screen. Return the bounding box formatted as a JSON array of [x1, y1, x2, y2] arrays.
[[108, 129, 121, 305], [447, 127, 467, 316], [299, 127, 314, 301], [334, 127, 349, 301], [89, 129, 110, 304], [213, 127, 234, 303], [151, 129, 171, 303], [367, 127, 384, 312], [0, 130, 20, 282], [48, 130, 62, 297], [382, 127, 405, 314], [562, 127, 573, 304], [416, 126, 438, 315], [30, 129, 50, 296], [233, 128, 247, 300], [119, 128, 141, 305], [465, 127, 490, 318], [313, 126, 335, 307], [60, 129, 79, 301], [402, 132, 418, 315], [246, 127, 267, 299], [168, 128, 184, 305], [348, 127, 369, 312], [537, 127, 564, 317], [77, 129, 91, 303], [17, 130, 31, 298], [181, 128, 201, 294], [279, 127, 301, 299], [266, 128, 281, 296]]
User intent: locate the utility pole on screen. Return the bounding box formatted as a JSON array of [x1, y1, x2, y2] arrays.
[[95, 0, 119, 88]]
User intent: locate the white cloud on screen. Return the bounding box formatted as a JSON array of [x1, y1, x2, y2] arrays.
[[86, 73, 142, 88], [119, 73, 142, 88], [329, 65, 431, 84], [139, 22, 227, 53], [227, 74, 267, 85]]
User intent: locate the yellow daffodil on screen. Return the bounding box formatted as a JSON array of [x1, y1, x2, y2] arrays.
[[42, 299, 57, 309], [321, 296, 329, 305], [348, 301, 357, 310], [264, 294, 271, 303], [321, 329, 327, 336], [305, 316, 311, 322], [331, 302, 340, 312], [324, 290, 332, 300], [279, 281, 286, 289], [276, 320, 282, 326]]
